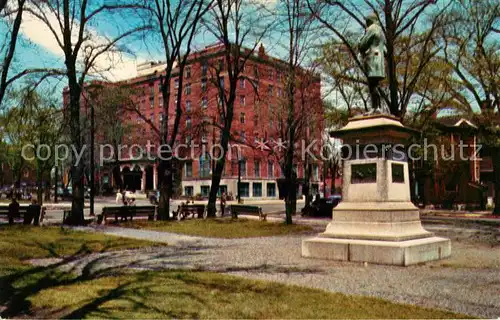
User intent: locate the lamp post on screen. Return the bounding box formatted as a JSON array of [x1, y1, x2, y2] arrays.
[[237, 158, 244, 203]]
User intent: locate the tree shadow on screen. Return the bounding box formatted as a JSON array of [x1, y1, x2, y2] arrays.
[[0, 242, 211, 318]]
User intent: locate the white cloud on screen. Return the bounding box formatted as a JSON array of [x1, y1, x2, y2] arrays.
[[20, 5, 145, 82]]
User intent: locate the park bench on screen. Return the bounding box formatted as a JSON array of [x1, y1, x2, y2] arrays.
[[96, 206, 156, 225], [0, 205, 44, 225], [229, 205, 266, 221], [176, 204, 206, 220]]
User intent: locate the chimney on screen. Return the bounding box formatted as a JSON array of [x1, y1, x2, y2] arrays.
[[258, 43, 266, 59]]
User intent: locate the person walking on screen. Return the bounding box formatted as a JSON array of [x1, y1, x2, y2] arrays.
[[220, 191, 226, 217], [8, 197, 20, 225]]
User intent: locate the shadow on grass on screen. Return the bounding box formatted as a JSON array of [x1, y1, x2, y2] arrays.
[[0, 240, 209, 319]]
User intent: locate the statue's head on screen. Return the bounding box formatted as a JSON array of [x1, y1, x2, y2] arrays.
[[366, 12, 378, 27]]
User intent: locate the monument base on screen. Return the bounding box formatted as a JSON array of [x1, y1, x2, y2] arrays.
[[302, 236, 451, 266]]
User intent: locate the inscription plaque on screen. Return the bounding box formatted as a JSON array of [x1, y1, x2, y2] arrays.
[[351, 163, 377, 184], [392, 163, 405, 183]]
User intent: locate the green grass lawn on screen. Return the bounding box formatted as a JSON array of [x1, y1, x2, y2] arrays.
[[28, 270, 467, 319], [120, 218, 314, 238], [0, 225, 469, 319]]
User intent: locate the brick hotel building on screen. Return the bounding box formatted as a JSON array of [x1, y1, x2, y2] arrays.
[[67, 43, 324, 199]]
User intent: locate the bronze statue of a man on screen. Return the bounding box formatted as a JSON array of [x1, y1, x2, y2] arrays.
[[359, 12, 386, 113]]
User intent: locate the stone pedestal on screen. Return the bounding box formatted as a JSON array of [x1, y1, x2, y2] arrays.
[[302, 115, 451, 266]]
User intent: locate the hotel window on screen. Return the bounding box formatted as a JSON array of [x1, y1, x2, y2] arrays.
[[239, 78, 245, 89], [254, 160, 261, 177], [277, 72, 282, 83], [267, 183, 276, 197], [185, 83, 191, 95], [240, 182, 249, 197], [184, 162, 193, 177], [253, 183, 262, 197], [267, 160, 274, 177], [186, 100, 191, 113], [201, 79, 207, 92], [186, 116, 192, 129], [240, 131, 246, 142], [240, 95, 246, 106], [268, 68, 273, 80], [202, 96, 208, 108], [240, 160, 247, 176], [240, 112, 245, 124], [174, 78, 179, 88], [185, 66, 191, 79]]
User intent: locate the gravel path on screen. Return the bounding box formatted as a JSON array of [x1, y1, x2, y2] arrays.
[[32, 224, 500, 318]]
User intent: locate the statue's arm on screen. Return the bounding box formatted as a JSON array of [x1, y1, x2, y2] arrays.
[[358, 30, 374, 53]]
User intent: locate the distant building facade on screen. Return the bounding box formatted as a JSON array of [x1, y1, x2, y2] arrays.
[[65, 43, 324, 199]]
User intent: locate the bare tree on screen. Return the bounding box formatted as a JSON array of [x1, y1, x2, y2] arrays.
[[308, 0, 451, 117], [0, 0, 26, 109], [440, 0, 499, 214], [27, 0, 148, 224], [267, 0, 320, 224], [200, 0, 270, 217]]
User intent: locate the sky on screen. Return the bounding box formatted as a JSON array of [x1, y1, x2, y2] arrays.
[[1, 0, 283, 106]]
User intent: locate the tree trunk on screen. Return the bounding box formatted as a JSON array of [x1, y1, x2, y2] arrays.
[[207, 115, 233, 218], [67, 71, 85, 225], [157, 158, 172, 220], [492, 147, 500, 215]]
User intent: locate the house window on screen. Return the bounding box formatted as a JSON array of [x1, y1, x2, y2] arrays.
[[253, 183, 262, 197], [186, 100, 191, 113], [174, 78, 179, 88], [267, 183, 276, 197], [268, 68, 273, 80], [184, 186, 193, 196], [240, 182, 250, 197], [239, 160, 247, 176], [240, 95, 245, 106], [239, 78, 245, 89], [201, 186, 210, 197], [268, 160, 274, 177], [185, 83, 191, 95], [277, 72, 282, 83], [240, 112, 245, 124], [185, 66, 191, 79], [254, 160, 261, 177], [184, 162, 193, 177], [186, 116, 192, 129], [201, 79, 207, 92], [202, 96, 208, 108], [240, 131, 246, 142]]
